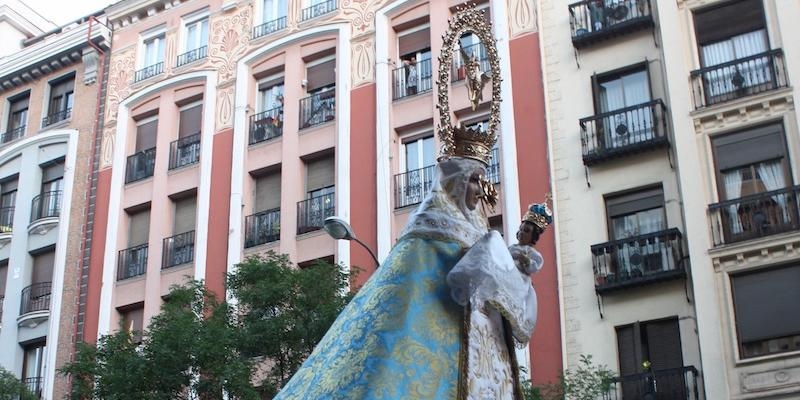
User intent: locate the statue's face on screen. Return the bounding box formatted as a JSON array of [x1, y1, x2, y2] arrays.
[[465, 171, 482, 210], [516, 221, 537, 246]]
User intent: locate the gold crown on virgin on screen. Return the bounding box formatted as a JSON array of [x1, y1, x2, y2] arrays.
[[522, 199, 554, 231]]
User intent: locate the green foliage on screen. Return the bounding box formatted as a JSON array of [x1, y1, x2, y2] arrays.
[[0, 367, 37, 400], [520, 354, 614, 400]]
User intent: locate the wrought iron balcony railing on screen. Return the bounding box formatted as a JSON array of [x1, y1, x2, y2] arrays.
[[176, 46, 207, 67], [168, 133, 201, 170], [591, 228, 686, 294], [253, 16, 287, 38], [249, 107, 284, 145], [691, 49, 788, 108], [297, 192, 335, 234], [709, 185, 800, 246], [162, 230, 194, 269], [118, 244, 148, 280], [1, 125, 25, 143], [23, 376, 43, 399], [20, 282, 51, 315], [134, 61, 165, 82], [452, 42, 490, 82], [42, 108, 71, 127], [244, 208, 280, 248], [607, 366, 700, 400], [299, 91, 335, 129], [487, 147, 500, 184], [300, 0, 337, 21], [394, 165, 436, 209], [30, 191, 61, 222], [568, 0, 654, 48], [580, 99, 669, 166], [125, 147, 156, 184], [0, 206, 13, 232], [392, 58, 433, 100]]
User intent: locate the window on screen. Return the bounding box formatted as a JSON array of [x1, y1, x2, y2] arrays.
[[165, 196, 195, 268], [306, 156, 335, 196], [616, 318, 685, 398], [178, 14, 208, 67], [22, 341, 46, 397], [23, 250, 54, 315], [394, 25, 432, 98], [0, 260, 8, 301], [0, 178, 17, 231], [246, 171, 281, 247], [44, 76, 74, 125], [301, 0, 337, 21], [34, 161, 64, 220], [298, 255, 334, 269], [5, 92, 28, 142], [137, 32, 166, 80], [695, 0, 767, 67], [119, 208, 150, 280], [301, 56, 336, 128], [606, 186, 665, 240], [255, 172, 281, 212], [143, 34, 166, 67], [170, 104, 202, 169], [402, 136, 435, 173], [119, 303, 145, 343], [127, 118, 157, 183], [261, 0, 287, 24], [299, 156, 335, 233], [732, 264, 800, 358], [306, 57, 336, 94], [258, 78, 285, 113], [592, 65, 653, 149], [129, 208, 150, 247]]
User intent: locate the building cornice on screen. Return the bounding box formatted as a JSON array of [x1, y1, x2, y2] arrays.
[[0, 19, 110, 93], [106, 0, 189, 30]]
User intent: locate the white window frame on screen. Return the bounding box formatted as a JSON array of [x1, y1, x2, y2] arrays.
[[399, 127, 435, 173], [257, 0, 288, 25], [181, 9, 210, 54], [257, 73, 285, 113], [138, 26, 167, 69]]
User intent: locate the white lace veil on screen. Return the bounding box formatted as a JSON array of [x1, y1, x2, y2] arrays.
[[400, 157, 489, 247]]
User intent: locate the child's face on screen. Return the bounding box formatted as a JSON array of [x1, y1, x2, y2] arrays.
[[516, 221, 537, 245]]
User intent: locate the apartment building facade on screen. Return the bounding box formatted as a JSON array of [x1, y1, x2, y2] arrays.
[[0, 2, 111, 398], [82, 0, 562, 388], [542, 0, 800, 398]]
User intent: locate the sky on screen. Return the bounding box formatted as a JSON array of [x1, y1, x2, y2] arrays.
[[24, 0, 116, 26]]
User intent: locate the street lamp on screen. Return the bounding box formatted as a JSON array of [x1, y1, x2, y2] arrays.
[[323, 216, 380, 268]]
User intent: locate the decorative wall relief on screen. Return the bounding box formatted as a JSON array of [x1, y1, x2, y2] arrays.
[[100, 127, 115, 169], [351, 37, 375, 86], [341, 0, 384, 34], [209, 6, 253, 84], [217, 85, 235, 130], [104, 49, 136, 126], [508, 0, 538, 36]]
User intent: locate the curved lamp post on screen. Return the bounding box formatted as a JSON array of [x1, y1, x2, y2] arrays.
[[323, 216, 380, 268]]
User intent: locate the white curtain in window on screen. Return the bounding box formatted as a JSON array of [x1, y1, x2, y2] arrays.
[[723, 170, 743, 234], [757, 161, 788, 222], [259, 84, 284, 112], [701, 30, 769, 97]]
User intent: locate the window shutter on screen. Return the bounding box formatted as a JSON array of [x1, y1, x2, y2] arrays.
[[694, 0, 765, 45], [645, 318, 684, 370], [255, 173, 281, 212], [178, 105, 203, 138], [50, 78, 74, 98], [713, 124, 785, 171], [128, 210, 151, 246], [616, 324, 638, 376], [398, 28, 430, 57], [606, 186, 664, 218], [10, 96, 29, 113], [2, 179, 18, 194], [306, 157, 335, 193], [136, 120, 158, 151], [173, 197, 196, 234], [123, 306, 144, 333], [732, 265, 800, 343], [306, 59, 336, 91], [32, 251, 55, 284], [42, 161, 64, 183]]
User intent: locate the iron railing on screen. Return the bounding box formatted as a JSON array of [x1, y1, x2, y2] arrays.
[[452, 42, 490, 82], [1, 125, 25, 143], [176, 46, 207, 67], [301, 0, 337, 21], [23, 377, 43, 399], [162, 231, 194, 269], [134, 61, 164, 82], [0, 206, 13, 232], [125, 147, 156, 183], [394, 165, 436, 209], [168, 133, 201, 170], [253, 16, 287, 38], [244, 208, 280, 247], [606, 366, 700, 400], [591, 228, 686, 293], [709, 185, 800, 246], [392, 58, 433, 100], [118, 244, 148, 280], [30, 191, 62, 222], [487, 147, 500, 184], [20, 282, 51, 315], [580, 99, 669, 165], [299, 91, 335, 129], [297, 192, 335, 234], [42, 109, 71, 127], [249, 107, 284, 144], [568, 0, 654, 48], [691, 49, 788, 108]]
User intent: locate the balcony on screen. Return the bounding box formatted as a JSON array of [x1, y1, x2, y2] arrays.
[[392, 58, 433, 100], [168, 133, 200, 170], [299, 91, 335, 129], [394, 165, 436, 209], [253, 16, 287, 39], [176, 46, 207, 68], [452, 43, 489, 82], [0, 206, 13, 232], [581, 99, 669, 166], [134, 61, 164, 83], [23, 376, 43, 399], [249, 107, 283, 145], [607, 366, 700, 400], [30, 191, 61, 222], [244, 208, 280, 248], [162, 231, 194, 269], [297, 192, 335, 234], [1, 125, 25, 144], [690, 49, 788, 108], [300, 0, 337, 21], [568, 0, 654, 49], [125, 147, 156, 184], [20, 282, 51, 315], [42, 108, 71, 127], [487, 147, 500, 184], [591, 228, 687, 294], [709, 185, 800, 246], [118, 244, 148, 280]]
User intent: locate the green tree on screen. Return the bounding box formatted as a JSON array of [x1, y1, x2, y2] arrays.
[[0, 367, 37, 400], [521, 354, 614, 400]]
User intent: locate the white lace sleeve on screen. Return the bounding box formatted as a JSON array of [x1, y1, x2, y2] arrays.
[[508, 244, 544, 275]]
